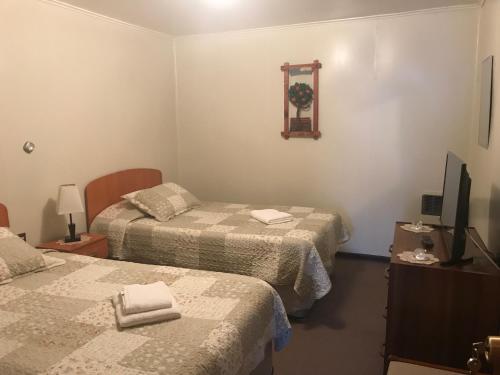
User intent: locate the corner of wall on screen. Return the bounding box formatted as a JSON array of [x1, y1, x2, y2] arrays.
[[172, 38, 182, 184]]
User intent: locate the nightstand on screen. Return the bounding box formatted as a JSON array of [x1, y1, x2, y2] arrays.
[[37, 233, 108, 258]]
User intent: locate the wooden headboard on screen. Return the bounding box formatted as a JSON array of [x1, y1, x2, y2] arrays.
[[84, 168, 162, 230], [0, 203, 9, 227]]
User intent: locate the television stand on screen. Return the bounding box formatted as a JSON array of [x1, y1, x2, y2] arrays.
[[384, 223, 500, 373]]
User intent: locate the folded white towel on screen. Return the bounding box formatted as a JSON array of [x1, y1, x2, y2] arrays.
[[112, 294, 181, 328], [251, 209, 293, 225], [121, 281, 173, 315]]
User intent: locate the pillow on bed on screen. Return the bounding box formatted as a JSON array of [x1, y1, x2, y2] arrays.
[[124, 183, 200, 222], [0, 227, 46, 284], [121, 189, 141, 201]]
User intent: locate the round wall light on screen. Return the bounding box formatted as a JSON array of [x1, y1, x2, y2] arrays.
[[23, 141, 35, 154]]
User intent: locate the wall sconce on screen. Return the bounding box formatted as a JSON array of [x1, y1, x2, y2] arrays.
[[23, 141, 35, 154]]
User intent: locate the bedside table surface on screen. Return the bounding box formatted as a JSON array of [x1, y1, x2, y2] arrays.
[[37, 233, 105, 251]]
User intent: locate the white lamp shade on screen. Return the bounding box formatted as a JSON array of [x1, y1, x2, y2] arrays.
[[57, 184, 84, 215]]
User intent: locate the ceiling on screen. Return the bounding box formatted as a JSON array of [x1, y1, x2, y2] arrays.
[[55, 0, 480, 35]]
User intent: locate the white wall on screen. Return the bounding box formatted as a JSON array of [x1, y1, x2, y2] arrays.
[[467, 0, 500, 255], [0, 0, 178, 244], [175, 7, 479, 255]]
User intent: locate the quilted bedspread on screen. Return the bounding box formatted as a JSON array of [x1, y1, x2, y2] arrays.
[[91, 201, 348, 301], [0, 252, 291, 375]]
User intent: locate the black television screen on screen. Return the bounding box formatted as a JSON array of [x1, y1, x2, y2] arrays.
[[440, 152, 471, 265], [441, 152, 465, 228]]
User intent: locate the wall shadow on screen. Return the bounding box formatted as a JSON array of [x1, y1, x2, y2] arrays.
[[39, 198, 66, 243]]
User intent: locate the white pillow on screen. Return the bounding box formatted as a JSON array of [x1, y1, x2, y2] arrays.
[[121, 189, 142, 201], [0, 227, 64, 284], [123, 183, 200, 222]]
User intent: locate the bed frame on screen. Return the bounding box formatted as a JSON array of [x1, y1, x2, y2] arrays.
[[84, 168, 162, 230], [0, 203, 9, 227]]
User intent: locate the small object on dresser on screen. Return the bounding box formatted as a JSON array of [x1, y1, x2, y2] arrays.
[[397, 250, 439, 265], [400, 223, 434, 233], [421, 235, 434, 251], [36, 233, 108, 258], [56, 184, 85, 243], [413, 248, 429, 261]]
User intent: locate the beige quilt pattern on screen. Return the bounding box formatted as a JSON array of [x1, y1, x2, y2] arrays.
[[91, 201, 348, 302], [0, 252, 291, 375]]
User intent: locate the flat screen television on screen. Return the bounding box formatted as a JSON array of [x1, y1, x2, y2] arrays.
[[440, 152, 472, 266]]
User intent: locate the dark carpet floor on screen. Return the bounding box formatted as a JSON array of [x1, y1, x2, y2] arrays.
[[274, 255, 389, 375]]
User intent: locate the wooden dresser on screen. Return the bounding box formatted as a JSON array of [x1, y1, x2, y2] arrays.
[[384, 223, 500, 372]]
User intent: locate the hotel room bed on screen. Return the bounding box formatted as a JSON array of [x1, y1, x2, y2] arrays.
[[85, 169, 349, 314], [0, 203, 290, 375]]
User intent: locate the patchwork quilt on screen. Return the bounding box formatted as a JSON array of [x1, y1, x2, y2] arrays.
[[91, 201, 349, 302], [0, 252, 291, 375]]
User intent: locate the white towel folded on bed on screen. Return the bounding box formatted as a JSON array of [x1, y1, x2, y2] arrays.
[[121, 281, 173, 314], [112, 294, 181, 328], [250, 209, 293, 225]]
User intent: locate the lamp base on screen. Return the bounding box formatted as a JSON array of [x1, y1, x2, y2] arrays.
[[65, 222, 80, 243], [64, 234, 81, 243]]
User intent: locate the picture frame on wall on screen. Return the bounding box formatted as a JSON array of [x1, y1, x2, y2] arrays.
[[281, 60, 322, 140], [478, 55, 494, 149]]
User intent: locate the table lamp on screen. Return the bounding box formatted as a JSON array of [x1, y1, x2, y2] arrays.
[[57, 184, 84, 243]]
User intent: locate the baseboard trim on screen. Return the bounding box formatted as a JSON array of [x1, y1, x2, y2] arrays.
[[336, 251, 390, 263]]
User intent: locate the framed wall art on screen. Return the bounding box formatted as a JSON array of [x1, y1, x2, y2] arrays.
[[281, 60, 322, 140], [478, 55, 494, 149]]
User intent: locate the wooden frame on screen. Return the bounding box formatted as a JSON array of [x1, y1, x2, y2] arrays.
[[281, 60, 322, 140], [0, 203, 9, 227], [0, 203, 27, 240], [84, 168, 162, 230]]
